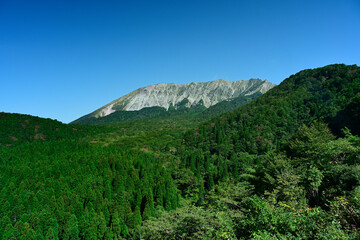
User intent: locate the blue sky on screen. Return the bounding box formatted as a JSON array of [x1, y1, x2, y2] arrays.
[[1, 0, 359, 123]]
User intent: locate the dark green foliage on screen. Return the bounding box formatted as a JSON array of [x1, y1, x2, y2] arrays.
[[73, 106, 173, 125], [152, 124, 359, 239], [182, 64, 360, 181], [200, 91, 262, 120], [187, 64, 359, 150], [0, 140, 179, 238], [332, 93, 360, 136], [0, 112, 110, 148], [72, 104, 206, 125], [169, 64, 360, 239]]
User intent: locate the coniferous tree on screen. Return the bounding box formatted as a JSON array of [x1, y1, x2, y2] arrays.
[[132, 206, 142, 229], [67, 214, 80, 240], [2, 224, 15, 240], [45, 228, 58, 240]]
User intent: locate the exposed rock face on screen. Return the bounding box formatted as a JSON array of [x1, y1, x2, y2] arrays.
[[91, 78, 275, 118]]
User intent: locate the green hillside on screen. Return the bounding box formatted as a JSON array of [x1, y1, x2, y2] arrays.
[[72, 104, 205, 125], [199, 92, 262, 120], [162, 64, 360, 239], [0, 112, 110, 148], [183, 64, 360, 156], [0, 113, 181, 239]]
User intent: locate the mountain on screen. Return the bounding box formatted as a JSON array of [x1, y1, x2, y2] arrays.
[[73, 78, 275, 124]]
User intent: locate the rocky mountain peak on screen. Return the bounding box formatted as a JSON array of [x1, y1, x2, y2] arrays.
[[81, 78, 276, 119]]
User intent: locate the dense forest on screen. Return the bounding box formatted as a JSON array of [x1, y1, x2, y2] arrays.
[[0, 113, 110, 148], [0, 64, 360, 239]]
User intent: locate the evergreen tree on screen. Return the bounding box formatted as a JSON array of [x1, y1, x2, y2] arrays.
[[2, 224, 15, 240], [21, 222, 36, 240], [45, 228, 58, 240], [197, 176, 205, 206], [67, 214, 80, 240], [132, 206, 142, 228]]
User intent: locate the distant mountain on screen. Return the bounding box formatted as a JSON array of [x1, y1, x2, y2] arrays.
[[73, 78, 275, 124]]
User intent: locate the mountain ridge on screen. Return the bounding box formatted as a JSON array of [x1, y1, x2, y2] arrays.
[[73, 78, 275, 124]]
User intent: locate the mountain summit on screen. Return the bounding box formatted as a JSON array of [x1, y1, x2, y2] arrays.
[[75, 78, 275, 123]]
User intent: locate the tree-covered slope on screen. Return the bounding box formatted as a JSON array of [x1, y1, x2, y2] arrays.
[[199, 91, 262, 120], [0, 140, 179, 239], [178, 63, 360, 213], [72, 103, 206, 125], [0, 112, 108, 148], [143, 64, 360, 239], [0, 112, 182, 239], [183, 64, 360, 157]]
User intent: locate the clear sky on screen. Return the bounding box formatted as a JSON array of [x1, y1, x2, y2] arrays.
[[1, 0, 359, 123]]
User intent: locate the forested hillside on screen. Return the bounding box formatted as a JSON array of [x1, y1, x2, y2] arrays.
[[72, 104, 205, 125], [156, 64, 360, 239], [183, 64, 360, 156], [1, 64, 359, 239], [0, 113, 109, 148]]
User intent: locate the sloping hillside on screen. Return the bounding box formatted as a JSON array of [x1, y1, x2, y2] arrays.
[[0, 112, 106, 147], [183, 64, 360, 156], [144, 64, 360, 239]]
